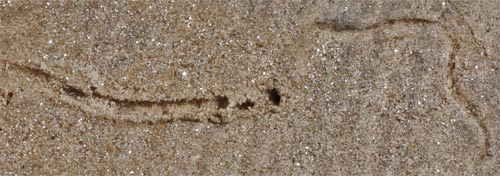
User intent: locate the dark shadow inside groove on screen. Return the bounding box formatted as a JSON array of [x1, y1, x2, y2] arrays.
[[216, 96, 229, 109], [267, 88, 281, 106], [62, 86, 87, 97], [237, 100, 255, 110], [5, 92, 13, 105]]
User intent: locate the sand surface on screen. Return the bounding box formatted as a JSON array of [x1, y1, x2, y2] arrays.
[[1, 0, 500, 175]]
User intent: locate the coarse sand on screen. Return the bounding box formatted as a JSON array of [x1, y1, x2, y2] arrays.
[[1, 0, 500, 175]]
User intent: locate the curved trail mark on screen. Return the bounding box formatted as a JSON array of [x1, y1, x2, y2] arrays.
[[444, 0, 493, 159], [315, 18, 437, 33], [445, 0, 492, 60], [311, 12, 492, 159], [2, 60, 281, 125], [446, 33, 492, 159]]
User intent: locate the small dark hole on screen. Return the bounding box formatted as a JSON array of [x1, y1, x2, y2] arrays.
[[267, 88, 281, 106], [237, 100, 255, 110], [6, 92, 13, 105], [90, 86, 97, 92], [216, 96, 229, 109]]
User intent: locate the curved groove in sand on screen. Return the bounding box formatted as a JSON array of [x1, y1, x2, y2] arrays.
[[311, 15, 492, 159], [444, 0, 492, 60], [2, 61, 265, 125], [443, 0, 493, 159], [315, 18, 437, 32]]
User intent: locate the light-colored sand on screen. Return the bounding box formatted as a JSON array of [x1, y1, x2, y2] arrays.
[[1, 0, 500, 175]]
